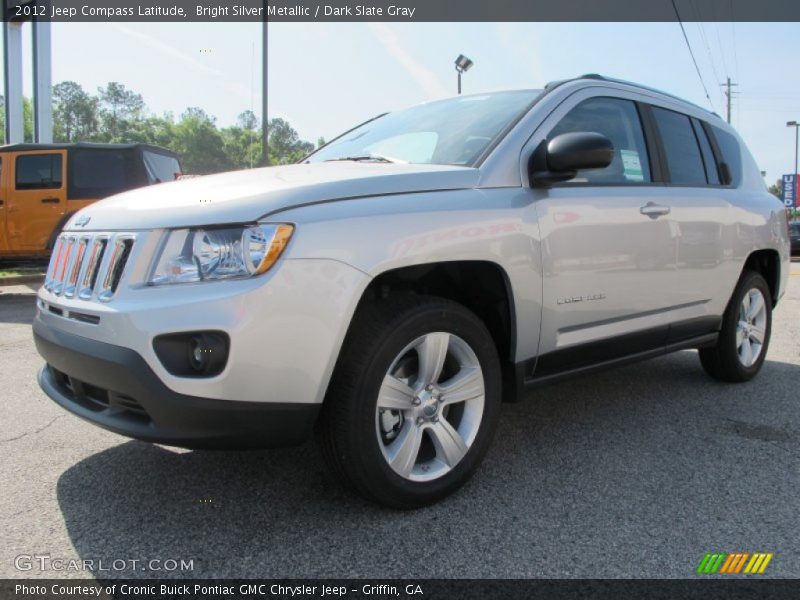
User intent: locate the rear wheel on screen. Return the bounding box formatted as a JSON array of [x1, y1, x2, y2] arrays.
[[319, 296, 502, 508], [699, 270, 772, 382]]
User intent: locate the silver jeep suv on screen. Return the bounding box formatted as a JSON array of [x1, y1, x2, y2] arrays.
[[34, 75, 790, 508]]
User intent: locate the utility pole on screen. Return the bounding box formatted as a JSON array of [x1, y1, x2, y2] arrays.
[[720, 77, 739, 124], [262, 18, 269, 166]]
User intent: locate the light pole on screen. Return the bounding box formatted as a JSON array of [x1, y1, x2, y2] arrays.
[[788, 121, 799, 211], [262, 18, 269, 166], [454, 54, 473, 95]]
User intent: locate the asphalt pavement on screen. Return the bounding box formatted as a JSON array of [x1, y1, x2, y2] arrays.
[[1, 265, 798, 579]]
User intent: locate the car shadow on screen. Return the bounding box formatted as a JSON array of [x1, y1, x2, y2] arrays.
[[55, 351, 800, 578]]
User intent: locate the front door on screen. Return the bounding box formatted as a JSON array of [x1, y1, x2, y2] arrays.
[[6, 150, 67, 253], [527, 93, 682, 377]]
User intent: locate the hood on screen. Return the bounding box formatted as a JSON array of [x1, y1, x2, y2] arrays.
[[64, 162, 479, 231]]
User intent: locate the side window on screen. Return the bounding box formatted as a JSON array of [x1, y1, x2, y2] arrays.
[[691, 119, 720, 185], [70, 149, 136, 199], [16, 154, 63, 190], [548, 97, 651, 184], [651, 107, 707, 185], [142, 151, 182, 184], [709, 125, 743, 186]]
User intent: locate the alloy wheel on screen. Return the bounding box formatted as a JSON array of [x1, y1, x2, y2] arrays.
[[375, 332, 485, 482]]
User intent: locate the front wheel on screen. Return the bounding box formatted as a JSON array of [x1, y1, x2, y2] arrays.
[[319, 296, 502, 509], [699, 270, 772, 382]]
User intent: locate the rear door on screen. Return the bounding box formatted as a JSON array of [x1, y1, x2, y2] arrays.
[[6, 150, 67, 252], [647, 106, 733, 336]]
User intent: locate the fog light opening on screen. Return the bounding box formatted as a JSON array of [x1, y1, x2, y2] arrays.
[[153, 331, 230, 378], [189, 337, 207, 372]]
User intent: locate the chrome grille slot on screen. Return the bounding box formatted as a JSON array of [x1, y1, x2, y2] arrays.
[[45, 237, 66, 292], [78, 237, 108, 300], [52, 237, 76, 295], [98, 236, 134, 302], [44, 232, 135, 303], [63, 237, 88, 298]]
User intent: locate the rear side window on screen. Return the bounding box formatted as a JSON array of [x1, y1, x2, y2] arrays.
[[548, 97, 651, 184], [691, 119, 720, 185], [142, 151, 181, 183], [69, 149, 138, 200], [651, 107, 706, 185], [709, 126, 743, 186], [16, 154, 63, 190]]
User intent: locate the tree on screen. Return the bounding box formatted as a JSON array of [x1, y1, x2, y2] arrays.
[[220, 111, 262, 170], [237, 110, 258, 131], [171, 107, 233, 174], [3, 80, 316, 173], [0, 95, 34, 143], [97, 82, 145, 142], [53, 81, 98, 142], [268, 118, 314, 165], [767, 179, 781, 200]]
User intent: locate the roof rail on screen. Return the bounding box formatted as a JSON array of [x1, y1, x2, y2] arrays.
[[543, 73, 723, 120]]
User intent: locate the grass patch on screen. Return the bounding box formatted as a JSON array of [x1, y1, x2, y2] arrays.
[[0, 268, 45, 279]]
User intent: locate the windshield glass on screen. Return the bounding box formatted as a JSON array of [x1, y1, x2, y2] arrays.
[[306, 90, 541, 167]]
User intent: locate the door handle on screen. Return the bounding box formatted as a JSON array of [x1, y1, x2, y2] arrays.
[[0, 199, 4, 207], [41, 197, 60, 204], [640, 202, 671, 219]]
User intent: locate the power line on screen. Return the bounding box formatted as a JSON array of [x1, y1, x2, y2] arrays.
[[730, 0, 741, 84], [670, 0, 715, 111], [695, 21, 725, 102]]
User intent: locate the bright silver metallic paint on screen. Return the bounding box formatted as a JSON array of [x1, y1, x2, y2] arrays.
[[37, 78, 791, 409]]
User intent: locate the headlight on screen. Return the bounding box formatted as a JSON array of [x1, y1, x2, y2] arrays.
[[149, 223, 293, 285]]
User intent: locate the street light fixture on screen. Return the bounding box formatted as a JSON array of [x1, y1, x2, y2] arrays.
[[454, 54, 473, 95]]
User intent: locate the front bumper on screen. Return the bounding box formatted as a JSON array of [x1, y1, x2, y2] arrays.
[[36, 256, 369, 405], [34, 317, 319, 449]]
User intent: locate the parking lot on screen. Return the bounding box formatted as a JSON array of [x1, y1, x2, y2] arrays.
[[1, 262, 798, 579]]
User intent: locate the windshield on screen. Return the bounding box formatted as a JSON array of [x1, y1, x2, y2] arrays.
[[306, 90, 541, 167]]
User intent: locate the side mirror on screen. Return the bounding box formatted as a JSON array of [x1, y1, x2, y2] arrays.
[[530, 132, 614, 187]]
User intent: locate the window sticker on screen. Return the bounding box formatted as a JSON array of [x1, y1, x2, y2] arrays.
[[620, 149, 644, 182]]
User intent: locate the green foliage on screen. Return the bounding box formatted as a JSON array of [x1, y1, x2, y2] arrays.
[[53, 81, 99, 142], [0, 95, 36, 143], [1, 81, 314, 174], [170, 108, 233, 175], [267, 117, 315, 165], [768, 179, 781, 199], [96, 82, 145, 142]]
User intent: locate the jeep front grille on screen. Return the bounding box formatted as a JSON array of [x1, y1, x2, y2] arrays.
[[45, 233, 135, 302]]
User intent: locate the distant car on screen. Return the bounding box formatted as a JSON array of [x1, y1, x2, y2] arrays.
[[0, 143, 182, 259], [790, 222, 800, 256]]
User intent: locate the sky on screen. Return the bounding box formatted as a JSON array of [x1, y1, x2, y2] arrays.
[[2, 21, 800, 183]]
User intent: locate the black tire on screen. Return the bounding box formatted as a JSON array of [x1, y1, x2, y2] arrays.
[[318, 295, 502, 509], [699, 270, 772, 383]]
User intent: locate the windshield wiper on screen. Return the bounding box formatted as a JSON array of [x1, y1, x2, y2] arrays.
[[324, 154, 397, 164]]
